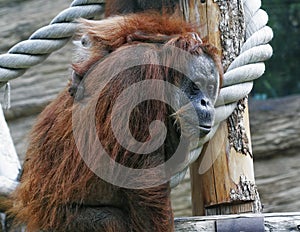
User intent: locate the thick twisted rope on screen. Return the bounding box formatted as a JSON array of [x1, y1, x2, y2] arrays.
[[170, 0, 273, 187], [0, 103, 20, 199], [0, 0, 105, 89], [215, 0, 273, 123]]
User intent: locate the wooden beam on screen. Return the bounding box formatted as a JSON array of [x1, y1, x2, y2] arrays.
[[183, 0, 261, 216], [174, 213, 300, 231]]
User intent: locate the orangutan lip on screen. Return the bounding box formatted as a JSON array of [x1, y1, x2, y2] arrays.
[[198, 125, 212, 134]]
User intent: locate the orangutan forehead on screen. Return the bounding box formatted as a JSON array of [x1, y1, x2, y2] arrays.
[[188, 54, 218, 80]]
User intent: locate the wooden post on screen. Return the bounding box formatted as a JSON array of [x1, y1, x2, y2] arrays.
[[174, 213, 300, 231], [181, 0, 262, 216]]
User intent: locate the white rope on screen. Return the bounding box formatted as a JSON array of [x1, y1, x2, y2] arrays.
[[0, 0, 105, 89], [170, 0, 273, 187], [214, 0, 273, 126], [0, 104, 20, 197], [241, 26, 273, 53], [3, 83, 11, 110], [222, 63, 266, 87]]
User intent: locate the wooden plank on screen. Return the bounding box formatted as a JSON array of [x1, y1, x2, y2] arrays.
[[206, 0, 221, 53], [186, 0, 261, 216], [184, 0, 208, 38], [174, 212, 300, 231], [2, 212, 300, 232]]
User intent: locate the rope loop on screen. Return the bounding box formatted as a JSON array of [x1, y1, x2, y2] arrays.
[[214, 1, 273, 127], [0, 0, 105, 88]]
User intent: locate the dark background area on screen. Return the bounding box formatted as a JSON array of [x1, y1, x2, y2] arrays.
[[252, 0, 300, 99]]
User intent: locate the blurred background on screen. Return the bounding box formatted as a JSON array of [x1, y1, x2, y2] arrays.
[[0, 0, 299, 217], [253, 0, 300, 99]]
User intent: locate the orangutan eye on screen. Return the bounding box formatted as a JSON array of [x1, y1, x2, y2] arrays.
[[81, 35, 91, 47], [207, 84, 215, 94], [190, 83, 200, 95]]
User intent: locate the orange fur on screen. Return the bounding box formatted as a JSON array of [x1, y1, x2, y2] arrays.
[[10, 13, 223, 232], [72, 12, 196, 77]]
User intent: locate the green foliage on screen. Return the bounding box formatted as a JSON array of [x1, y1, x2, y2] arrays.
[[252, 1, 300, 98]]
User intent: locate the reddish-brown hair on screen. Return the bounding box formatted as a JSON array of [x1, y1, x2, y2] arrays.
[[10, 13, 223, 232]]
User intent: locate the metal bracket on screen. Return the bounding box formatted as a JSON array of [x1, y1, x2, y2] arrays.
[[216, 216, 264, 232]]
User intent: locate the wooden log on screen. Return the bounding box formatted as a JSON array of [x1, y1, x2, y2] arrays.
[[249, 95, 300, 159], [186, 0, 261, 215], [174, 212, 300, 231], [2, 212, 300, 232]]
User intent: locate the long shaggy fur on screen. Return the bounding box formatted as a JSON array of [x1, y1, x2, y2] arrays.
[[72, 12, 196, 77], [10, 13, 222, 232]]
